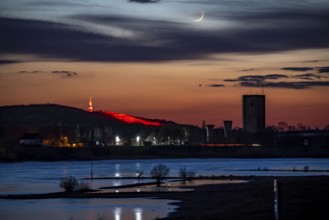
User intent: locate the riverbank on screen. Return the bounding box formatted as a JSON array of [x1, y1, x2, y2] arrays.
[[1, 176, 328, 220], [1, 144, 329, 161]]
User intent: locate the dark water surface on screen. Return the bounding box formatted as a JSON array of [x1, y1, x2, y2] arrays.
[[0, 198, 178, 220], [1, 158, 328, 220], [1, 158, 328, 195]]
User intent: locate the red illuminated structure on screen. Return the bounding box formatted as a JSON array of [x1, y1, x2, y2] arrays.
[[88, 97, 93, 112], [102, 111, 161, 126], [87, 98, 161, 126]]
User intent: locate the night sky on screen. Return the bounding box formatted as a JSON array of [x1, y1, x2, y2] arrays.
[[0, 0, 329, 127]]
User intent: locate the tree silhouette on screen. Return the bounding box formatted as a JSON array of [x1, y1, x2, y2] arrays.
[[150, 164, 170, 186]]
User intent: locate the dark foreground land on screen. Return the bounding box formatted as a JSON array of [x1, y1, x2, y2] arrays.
[[2, 176, 329, 220], [1, 144, 329, 161]]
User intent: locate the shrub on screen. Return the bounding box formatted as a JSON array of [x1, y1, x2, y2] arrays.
[[179, 167, 196, 183], [78, 181, 91, 191], [60, 176, 78, 192], [303, 165, 310, 172], [150, 164, 170, 186]]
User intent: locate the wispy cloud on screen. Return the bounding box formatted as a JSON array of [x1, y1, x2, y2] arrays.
[[18, 70, 78, 78], [282, 66, 329, 74], [18, 70, 44, 73], [293, 73, 324, 80], [282, 67, 314, 72], [224, 74, 289, 83], [302, 60, 320, 63], [207, 84, 225, 88], [252, 81, 329, 89], [1, 1, 329, 63], [241, 68, 255, 72], [224, 73, 329, 89], [0, 59, 21, 65], [128, 0, 161, 3], [317, 66, 329, 73], [51, 71, 78, 78]]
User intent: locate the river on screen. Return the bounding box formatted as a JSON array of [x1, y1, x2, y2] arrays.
[[0, 158, 328, 220]]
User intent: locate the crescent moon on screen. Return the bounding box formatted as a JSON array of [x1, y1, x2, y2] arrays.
[[193, 10, 204, 22]]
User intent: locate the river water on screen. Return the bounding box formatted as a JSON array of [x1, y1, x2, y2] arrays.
[[1, 158, 328, 195], [0, 158, 328, 220]]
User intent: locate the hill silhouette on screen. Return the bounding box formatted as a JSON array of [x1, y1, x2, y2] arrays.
[[0, 104, 201, 146], [0, 104, 163, 127]]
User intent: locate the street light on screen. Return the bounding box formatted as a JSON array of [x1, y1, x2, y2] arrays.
[[115, 136, 120, 146], [136, 136, 140, 146]]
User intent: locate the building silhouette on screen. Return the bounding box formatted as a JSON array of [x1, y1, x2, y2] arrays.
[[206, 124, 215, 143], [223, 120, 233, 140], [242, 95, 265, 133]]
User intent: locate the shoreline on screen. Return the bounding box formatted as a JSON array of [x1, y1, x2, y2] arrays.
[[1, 145, 329, 162], [1, 176, 329, 219]]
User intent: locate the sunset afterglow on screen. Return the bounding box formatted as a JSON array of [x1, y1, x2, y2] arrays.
[[0, 0, 328, 128]]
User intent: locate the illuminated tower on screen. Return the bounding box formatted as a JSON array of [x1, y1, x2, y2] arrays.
[[88, 97, 93, 112]]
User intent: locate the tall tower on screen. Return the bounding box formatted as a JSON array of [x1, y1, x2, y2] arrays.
[[88, 97, 93, 112], [242, 95, 265, 133]]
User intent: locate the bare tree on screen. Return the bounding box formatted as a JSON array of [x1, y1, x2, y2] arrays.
[[179, 167, 196, 183], [150, 164, 170, 186]]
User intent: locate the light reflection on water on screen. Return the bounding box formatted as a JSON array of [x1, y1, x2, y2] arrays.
[[0, 158, 328, 195], [114, 207, 121, 220], [0, 198, 178, 220], [135, 208, 142, 220]]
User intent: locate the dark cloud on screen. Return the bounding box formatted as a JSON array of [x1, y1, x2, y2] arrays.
[[302, 60, 320, 63], [282, 66, 329, 74], [0, 59, 20, 65], [128, 0, 161, 3], [17, 70, 78, 78], [264, 74, 290, 80], [51, 71, 78, 77], [317, 66, 329, 73], [224, 74, 288, 83], [207, 84, 225, 88], [241, 81, 329, 89], [241, 69, 255, 72], [1, 5, 329, 63], [282, 67, 314, 72], [225, 73, 329, 89], [18, 70, 44, 73], [293, 73, 323, 80]]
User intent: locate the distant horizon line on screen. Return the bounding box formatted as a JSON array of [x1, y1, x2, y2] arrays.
[[1, 102, 327, 130]]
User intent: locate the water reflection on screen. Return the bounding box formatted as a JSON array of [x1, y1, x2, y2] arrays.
[[0, 198, 177, 220], [113, 179, 122, 187], [1, 158, 328, 195], [113, 207, 143, 220], [135, 208, 143, 220], [114, 207, 121, 220], [115, 164, 121, 177]]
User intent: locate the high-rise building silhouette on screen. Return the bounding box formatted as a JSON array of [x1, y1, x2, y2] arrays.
[[242, 95, 265, 133]]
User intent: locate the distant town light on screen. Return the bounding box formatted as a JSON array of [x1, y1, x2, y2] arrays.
[[115, 136, 120, 146], [136, 136, 140, 146]]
